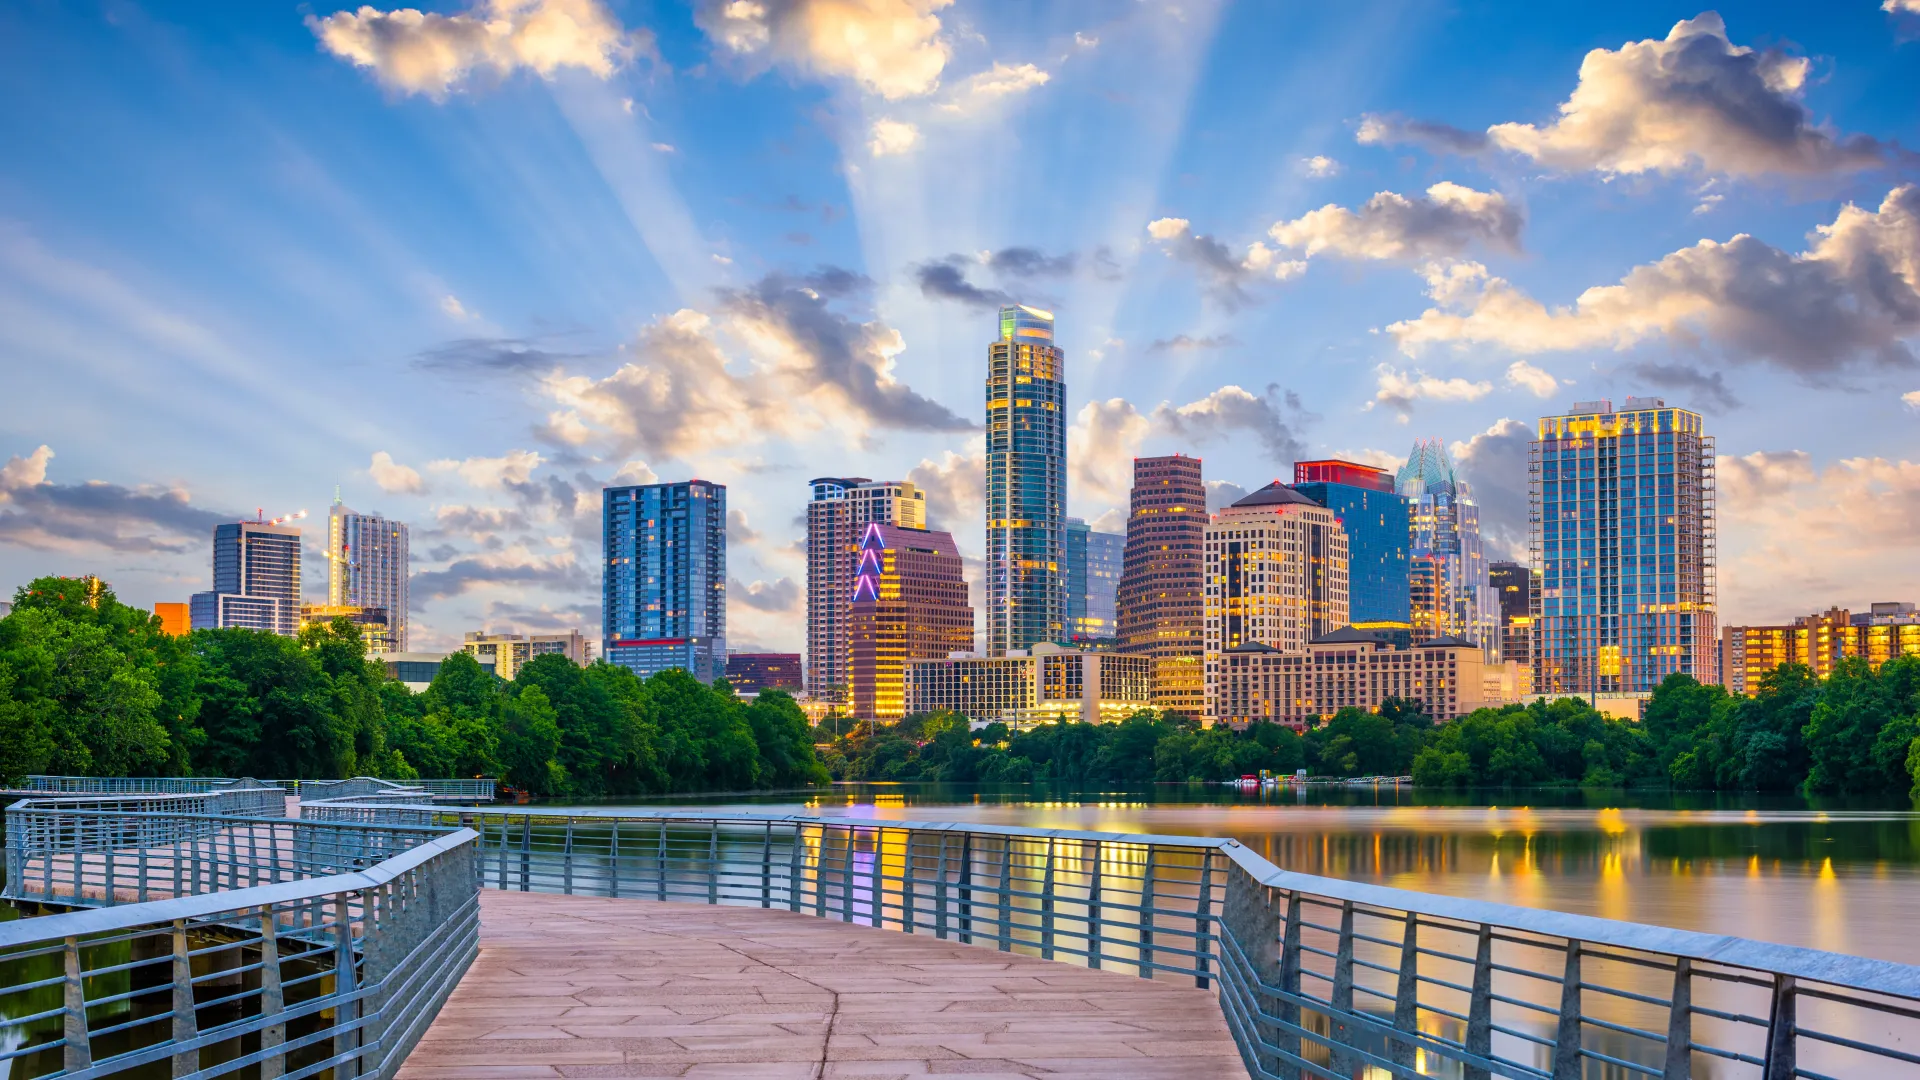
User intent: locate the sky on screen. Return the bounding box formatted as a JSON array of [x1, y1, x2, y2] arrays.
[[2, 0, 1918, 655]]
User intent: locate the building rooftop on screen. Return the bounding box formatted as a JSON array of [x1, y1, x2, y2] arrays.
[[1417, 635, 1480, 649], [1310, 627, 1385, 646], [1224, 641, 1281, 653], [1228, 482, 1323, 510]]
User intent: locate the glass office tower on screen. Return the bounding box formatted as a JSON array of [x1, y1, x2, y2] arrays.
[[985, 304, 1067, 655], [603, 480, 727, 682], [1531, 398, 1716, 696], [189, 519, 302, 635], [1293, 459, 1410, 628], [1397, 439, 1497, 658]]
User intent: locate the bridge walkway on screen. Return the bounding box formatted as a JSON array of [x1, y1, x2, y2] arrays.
[[398, 890, 1244, 1080]]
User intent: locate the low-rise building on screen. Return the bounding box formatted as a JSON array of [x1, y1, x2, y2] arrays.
[[300, 603, 392, 653], [1721, 603, 1920, 694], [462, 630, 591, 682], [153, 602, 190, 637], [726, 652, 804, 694], [1213, 628, 1486, 730], [384, 651, 496, 692], [905, 643, 1154, 727]]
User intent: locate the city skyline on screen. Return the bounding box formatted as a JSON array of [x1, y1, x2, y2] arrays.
[[2, 2, 1918, 655]]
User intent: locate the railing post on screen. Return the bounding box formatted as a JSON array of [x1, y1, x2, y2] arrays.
[[657, 822, 668, 901], [997, 836, 1013, 953], [789, 823, 804, 913], [610, 819, 621, 899], [260, 907, 286, 1080], [1040, 837, 1056, 961], [814, 826, 827, 918], [1763, 975, 1797, 1080], [1330, 900, 1357, 1077], [334, 894, 362, 1079], [959, 832, 974, 945], [761, 821, 772, 909], [1663, 958, 1693, 1080], [934, 833, 949, 940], [1195, 850, 1214, 990], [842, 827, 856, 924], [708, 821, 720, 906], [1088, 840, 1102, 971], [870, 828, 884, 928], [1139, 847, 1157, 977], [563, 820, 574, 895], [62, 935, 93, 1074], [171, 918, 199, 1079], [1466, 923, 1494, 1080], [519, 816, 532, 892], [1551, 939, 1583, 1080], [902, 830, 917, 933], [1391, 914, 1420, 1073], [1278, 892, 1303, 1077]]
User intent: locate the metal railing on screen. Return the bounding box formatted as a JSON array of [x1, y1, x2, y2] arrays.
[[14, 778, 279, 799], [312, 804, 1920, 1080], [281, 778, 495, 805], [1, 802, 479, 1079]]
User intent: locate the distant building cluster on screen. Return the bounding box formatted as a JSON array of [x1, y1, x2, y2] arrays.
[[117, 307, 1916, 720]]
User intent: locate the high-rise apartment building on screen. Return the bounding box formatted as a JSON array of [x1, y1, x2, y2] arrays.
[[725, 653, 805, 694], [189, 518, 302, 635], [1531, 398, 1716, 697], [1720, 604, 1919, 695], [847, 523, 975, 720], [326, 501, 409, 652], [1115, 455, 1207, 716], [1293, 460, 1409, 629], [603, 480, 726, 682], [1203, 482, 1351, 721], [1064, 518, 1124, 644], [806, 477, 928, 697], [1489, 561, 1537, 683], [984, 304, 1067, 655], [1398, 440, 1496, 658]]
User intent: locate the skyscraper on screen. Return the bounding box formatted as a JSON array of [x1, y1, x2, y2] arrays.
[[1115, 454, 1206, 716], [984, 304, 1066, 655], [603, 480, 726, 682], [1397, 439, 1496, 657], [847, 522, 975, 720], [327, 500, 409, 652], [1202, 482, 1351, 721], [1074, 525, 1124, 643], [189, 517, 302, 635], [1531, 398, 1716, 697], [806, 477, 928, 697], [1489, 560, 1537, 680], [1292, 459, 1410, 629]]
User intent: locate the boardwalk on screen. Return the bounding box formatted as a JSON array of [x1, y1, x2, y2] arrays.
[[400, 891, 1245, 1080]]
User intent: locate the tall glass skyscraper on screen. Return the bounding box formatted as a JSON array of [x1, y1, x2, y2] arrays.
[[1531, 398, 1716, 696], [985, 304, 1066, 655], [603, 480, 727, 682], [805, 477, 928, 697], [190, 518, 302, 635], [1397, 439, 1496, 658], [1292, 459, 1410, 628], [326, 500, 409, 652], [1063, 518, 1123, 644]]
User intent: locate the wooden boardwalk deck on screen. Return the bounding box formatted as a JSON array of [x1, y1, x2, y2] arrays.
[[399, 891, 1245, 1080]]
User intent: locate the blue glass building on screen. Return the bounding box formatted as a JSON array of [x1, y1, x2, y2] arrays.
[[189, 519, 302, 635], [1292, 460, 1410, 628], [985, 304, 1067, 655], [603, 480, 727, 682]]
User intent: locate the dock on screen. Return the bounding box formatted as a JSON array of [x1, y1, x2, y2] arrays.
[[399, 891, 1244, 1080]]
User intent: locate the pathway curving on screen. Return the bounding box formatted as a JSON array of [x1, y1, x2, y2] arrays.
[[399, 891, 1245, 1080]]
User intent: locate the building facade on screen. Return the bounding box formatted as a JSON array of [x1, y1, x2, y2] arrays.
[[806, 477, 928, 698], [1214, 630, 1487, 730], [1398, 439, 1496, 659], [300, 603, 392, 653], [1530, 398, 1717, 697], [1115, 454, 1207, 716], [848, 523, 975, 721], [1064, 518, 1124, 644], [725, 653, 805, 694], [984, 304, 1067, 656], [905, 643, 1153, 726], [1721, 604, 1920, 694], [603, 480, 726, 682], [189, 519, 302, 635], [153, 602, 189, 637], [385, 651, 494, 692], [326, 501, 409, 652], [1293, 459, 1409, 629], [464, 630, 592, 682], [1203, 482, 1351, 722], [1488, 561, 1537, 695]]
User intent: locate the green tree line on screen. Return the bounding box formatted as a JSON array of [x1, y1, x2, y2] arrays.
[[0, 576, 827, 794], [826, 656, 1920, 796]]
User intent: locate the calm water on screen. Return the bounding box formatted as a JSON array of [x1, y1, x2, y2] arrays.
[[606, 782, 1920, 966]]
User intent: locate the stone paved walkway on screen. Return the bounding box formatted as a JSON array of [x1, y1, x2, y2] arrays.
[[398, 891, 1245, 1079]]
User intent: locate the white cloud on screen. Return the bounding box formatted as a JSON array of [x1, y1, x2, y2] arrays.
[[1887, 0, 1920, 12], [1147, 218, 1300, 307], [1074, 31, 1099, 49], [1904, 390, 1920, 409], [941, 61, 1050, 112], [0, 444, 53, 493], [1151, 385, 1307, 463], [711, 253, 733, 265], [1068, 398, 1152, 506], [1693, 194, 1724, 215], [369, 451, 427, 494], [431, 449, 544, 489], [440, 294, 472, 319], [908, 438, 986, 532], [868, 117, 920, 156], [1300, 155, 1341, 178], [611, 460, 658, 485], [1388, 185, 1920, 375], [1449, 419, 1533, 560], [308, 0, 648, 99], [696, 0, 952, 100], [1268, 182, 1522, 262], [1367, 365, 1492, 417], [1504, 360, 1559, 398], [0, 445, 229, 555]]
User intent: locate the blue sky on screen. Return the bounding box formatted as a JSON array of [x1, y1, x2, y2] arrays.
[[2, 0, 1918, 654]]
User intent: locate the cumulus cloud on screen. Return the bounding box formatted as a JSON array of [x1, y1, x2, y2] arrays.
[[1356, 114, 1491, 155], [1388, 185, 1920, 375], [697, 0, 952, 100], [907, 439, 986, 531], [1300, 155, 1341, 178], [1068, 399, 1152, 506], [1146, 218, 1299, 309], [1152, 385, 1309, 464], [1362, 13, 1903, 178], [0, 445, 230, 554], [1267, 182, 1522, 263], [984, 247, 1076, 278], [727, 508, 763, 544], [868, 117, 920, 156], [369, 451, 427, 494], [731, 576, 800, 613], [1205, 480, 1250, 514], [913, 260, 1015, 308], [431, 449, 544, 489], [308, 0, 649, 98], [543, 268, 968, 459], [1504, 361, 1560, 398], [1449, 419, 1533, 560], [1905, 389, 1920, 409], [1625, 362, 1740, 412], [612, 460, 659, 485], [941, 61, 1049, 112], [1368, 365, 1492, 418], [912, 247, 1078, 308]]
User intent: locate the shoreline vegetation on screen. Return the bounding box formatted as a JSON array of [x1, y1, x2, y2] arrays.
[[2, 576, 1917, 803]]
